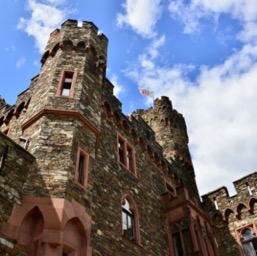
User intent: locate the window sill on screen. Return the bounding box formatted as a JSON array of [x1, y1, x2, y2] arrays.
[[121, 235, 142, 247], [118, 161, 137, 178]]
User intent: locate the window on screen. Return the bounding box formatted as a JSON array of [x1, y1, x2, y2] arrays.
[[122, 199, 135, 241], [75, 148, 89, 188], [165, 180, 176, 197], [171, 221, 193, 256], [0, 145, 8, 171], [121, 196, 140, 244], [241, 229, 257, 256], [56, 70, 77, 97], [117, 134, 136, 175]]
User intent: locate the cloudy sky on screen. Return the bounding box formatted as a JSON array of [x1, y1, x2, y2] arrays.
[[1, 0, 257, 196]]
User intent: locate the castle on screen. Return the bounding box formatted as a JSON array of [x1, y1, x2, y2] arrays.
[[0, 19, 256, 256]]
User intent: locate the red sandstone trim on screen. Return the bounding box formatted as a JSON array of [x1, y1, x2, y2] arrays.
[[121, 194, 141, 246], [21, 108, 100, 151], [74, 147, 90, 190], [56, 70, 77, 98]]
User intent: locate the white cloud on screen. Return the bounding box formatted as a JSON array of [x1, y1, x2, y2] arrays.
[[16, 58, 26, 69], [125, 35, 257, 195], [168, 0, 257, 39], [117, 0, 163, 38], [17, 0, 70, 53], [110, 73, 126, 97]]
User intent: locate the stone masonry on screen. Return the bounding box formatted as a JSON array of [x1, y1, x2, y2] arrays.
[[0, 19, 223, 255]]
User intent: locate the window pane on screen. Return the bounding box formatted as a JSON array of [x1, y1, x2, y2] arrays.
[[118, 140, 125, 164], [61, 72, 73, 96], [183, 229, 193, 254], [243, 242, 254, 256], [172, 233, 183, 256], [122, 199, 135, 241], [61, 88, 70, 96]]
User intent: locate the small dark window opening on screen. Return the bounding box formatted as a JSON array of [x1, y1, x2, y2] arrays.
[[78, 155, 85, 184], [172, 231, 183, 256], [0, 145, 9, 171]]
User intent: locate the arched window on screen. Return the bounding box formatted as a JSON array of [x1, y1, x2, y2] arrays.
[[121, 195, 140, 244], [241, 229, 257, 256]]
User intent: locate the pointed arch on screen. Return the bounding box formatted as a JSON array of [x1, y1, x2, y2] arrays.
[[17, 206, 44, 252], [63, 217, 88, 255], [121, 194, 141, 244]]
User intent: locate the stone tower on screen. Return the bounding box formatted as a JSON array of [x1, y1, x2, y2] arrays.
[[20, 19, 108, 197], [136, 96, 199, 198], [0, 19, 220, 256]]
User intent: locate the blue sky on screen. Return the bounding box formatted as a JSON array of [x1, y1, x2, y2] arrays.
[[1, 0, 257, 196]]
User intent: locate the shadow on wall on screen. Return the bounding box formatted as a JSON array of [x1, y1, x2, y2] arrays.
[[0, 132, 92, 255]]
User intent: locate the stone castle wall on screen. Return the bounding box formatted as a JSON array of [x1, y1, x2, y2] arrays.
[[202, 173, 257, 255]]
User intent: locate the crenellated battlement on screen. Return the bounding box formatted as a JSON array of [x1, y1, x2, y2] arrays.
[[133, 96, 198, 198], [40, 19, 108, 72], [202, 172, 257, 220]]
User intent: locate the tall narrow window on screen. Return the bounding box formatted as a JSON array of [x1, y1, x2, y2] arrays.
[[121, 196, 140, 244], [0, 145, 8, 171], [122, 199, 135, 241], [241, 229, 257, 256], [117, 134, 136, 175], [75, 148, 89, 188], [171, 222, 193, 256], [213, 197, 219, 210], [56, 70, 77, 97], [246, 183, 253, 196]]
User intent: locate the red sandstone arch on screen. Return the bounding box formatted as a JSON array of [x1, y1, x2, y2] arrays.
[[63, 218, 88, 255], [1, 197, 92, 256], [17, 206, 44, 254]]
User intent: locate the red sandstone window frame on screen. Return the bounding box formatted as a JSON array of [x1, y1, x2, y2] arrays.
[[56, 70, 77, 98], [117, 134, 136, 176], [74, 148, 89, 189], [237, 224, 257, 256], [164, 180, 177, 197], [121, 194, 141, 245]]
